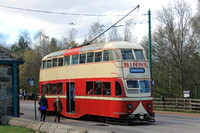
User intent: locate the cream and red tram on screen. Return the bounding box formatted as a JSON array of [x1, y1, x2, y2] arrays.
[[39, 41, 155, 122]]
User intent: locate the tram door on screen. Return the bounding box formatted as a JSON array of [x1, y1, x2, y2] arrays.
[[66, 82, 75, 113]]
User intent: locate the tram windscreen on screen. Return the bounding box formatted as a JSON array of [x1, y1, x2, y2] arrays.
[[134, 50, 145, 60], [120, 49, 134, 60], [127, 80, 139, 88], [139, 80, 150, 93]]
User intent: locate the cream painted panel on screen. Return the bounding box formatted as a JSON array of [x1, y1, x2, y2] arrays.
[[40, 62, 123, 82]]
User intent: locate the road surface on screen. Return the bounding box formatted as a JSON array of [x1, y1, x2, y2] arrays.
[[20, 100, 200, 133]]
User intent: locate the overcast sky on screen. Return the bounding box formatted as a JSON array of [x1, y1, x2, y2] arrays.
[[0, 0, 198, 46]]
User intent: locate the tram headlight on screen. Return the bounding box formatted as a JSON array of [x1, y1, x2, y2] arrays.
[[127, 104, 133, 109], [147, 103, 152, 109]]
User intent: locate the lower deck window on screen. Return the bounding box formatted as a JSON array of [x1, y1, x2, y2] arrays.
[[115, 81, 122, 96], [86, 81, 93, 95], [94, 81, 102, 95], [103, 82, 111, 95], [86, 81, 111, 96]]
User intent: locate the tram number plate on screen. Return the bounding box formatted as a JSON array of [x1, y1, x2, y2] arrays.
[[130, 68, 145, 73]]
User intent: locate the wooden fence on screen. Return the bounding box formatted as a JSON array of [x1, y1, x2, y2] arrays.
[[153, 98, 200, 113]]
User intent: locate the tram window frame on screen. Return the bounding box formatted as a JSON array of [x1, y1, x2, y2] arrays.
[[115, 81, 122, 96], [58, 83, 63, 94], [79, 53, 86, 64], [103, 50, 109, 61], [103, 82, 111, 96], [41, 85, 46, 94], [52, 84, 57, 94], [53, 58, 57, 67], [126, 80, 139, 88], [72, 54, 78, 65], [110, 50, 120, 61], [87, 52, 94, 63], [120, 49, 134, 60], [47, 60, 52, 68], [42, 61, 47, 69], [58, 57, 64, 66], [46, 83, 51, 94], [86, 81, 93, 95], [94, 81, 102, 95], [64, 56, 70, 65], [95, 51, 103, 62], [134, 50, 145, 60]]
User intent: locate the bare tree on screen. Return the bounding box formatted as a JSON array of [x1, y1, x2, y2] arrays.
[[123, 19, 135, 42], [108, 26, 123, 42], [87, 22, 105, 44], [0, 33, 8, 46], [141, 0, 196, 97]]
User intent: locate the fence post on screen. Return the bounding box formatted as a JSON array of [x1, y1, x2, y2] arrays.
[[189, 99, 192, 111], [175, 98, 177, 111]]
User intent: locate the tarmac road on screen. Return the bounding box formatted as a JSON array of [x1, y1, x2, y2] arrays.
[[20, 100, 200, 133]]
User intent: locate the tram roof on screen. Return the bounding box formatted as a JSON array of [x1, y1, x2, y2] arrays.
[[42, 41, 143, 60]]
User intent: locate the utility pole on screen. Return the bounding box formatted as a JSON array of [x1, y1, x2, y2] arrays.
[[148, 9, 152, 79]]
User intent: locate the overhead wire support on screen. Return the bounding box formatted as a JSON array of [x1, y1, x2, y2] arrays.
[[82, 5, 140, 46], [0, 4, 127, 16]]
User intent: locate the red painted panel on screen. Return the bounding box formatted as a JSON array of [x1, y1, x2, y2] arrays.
[[64, 47, 82, 56]]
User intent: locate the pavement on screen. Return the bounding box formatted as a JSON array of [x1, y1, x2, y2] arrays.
[[1, 100, 112, 133], [2, 116, 112, 133]]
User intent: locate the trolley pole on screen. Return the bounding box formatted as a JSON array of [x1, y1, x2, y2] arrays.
[[148, 9, 152, 79]]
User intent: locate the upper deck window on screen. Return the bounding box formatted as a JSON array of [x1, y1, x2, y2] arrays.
[[110, 50, 120, 61], [95, 51, 102, 62], [79, 53, 86, 64], [42, 61, 47, 69], [53, 58, 57, 67], [103, 50, 109, 61], [64, 56, 70, 65], [72, 54, 78, 65], [47, 60, 52, 68], [134, 50, 145, 60], [58, 57, 63, 66], [87, 52, 94, 63], [120, 49, 134, 60]]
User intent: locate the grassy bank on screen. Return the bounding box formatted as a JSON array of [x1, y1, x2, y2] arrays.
[[0, 125, 34, 133]]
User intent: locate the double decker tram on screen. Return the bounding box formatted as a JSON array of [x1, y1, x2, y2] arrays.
[[39, 41, 155, 122]]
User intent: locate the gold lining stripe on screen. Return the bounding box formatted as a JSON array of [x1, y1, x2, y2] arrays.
[[41, 95, 153, 101]]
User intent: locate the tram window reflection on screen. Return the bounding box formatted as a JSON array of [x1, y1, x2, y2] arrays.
[[46, 83, 51, 94], [53, 58, 57, 67], [41, 85, 46, 94], [134, 50, 145, 60], [64, 56, 70, 65], [120, 49, 134, 60], [58, 83, 63, 94], [95, 51, 102, 62], [94, 81, 102, 95], [103, 50, 109, 61], [58, 57, 63, 66], [52, 84, 57, 94], [79, 53, 86, 64], [47, 60, 52, 68], [110, 50, 120, 61], [72, 54, 78, 65], [86, 81, 93, 95], [103, 82, 111, 95], [87, 52, 94, 63], [115, 81, 122, 96]]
